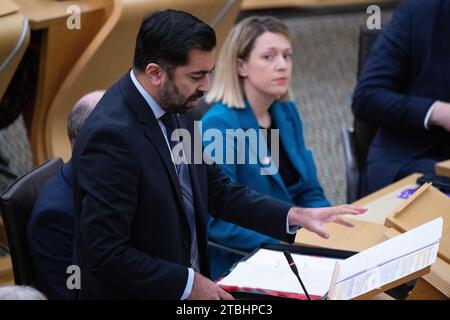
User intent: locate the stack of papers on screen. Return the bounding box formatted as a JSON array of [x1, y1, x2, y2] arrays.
[[329, 217, 442, 299], [217, 249, 341, 299], [218, 217, 443, 300]]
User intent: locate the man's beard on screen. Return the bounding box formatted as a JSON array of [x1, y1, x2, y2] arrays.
[[159, 77, 204, 114]]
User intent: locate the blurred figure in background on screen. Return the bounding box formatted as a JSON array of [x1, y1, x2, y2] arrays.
[[0, 285, 47, 300], [27, 90, 104, 299], [353, 0, 450, 196]]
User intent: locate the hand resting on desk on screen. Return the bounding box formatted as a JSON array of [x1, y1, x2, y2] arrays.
[[288, 205, 367, 239]]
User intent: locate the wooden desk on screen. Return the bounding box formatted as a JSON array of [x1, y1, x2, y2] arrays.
[[295, 174, 421, 251], [436, 160, 450, 178], [381, 228, 450, 299], [242, 0, 396, 10], [0, 256, 13, 285], [0, 218, 13, 285], [295, 173, 449, 299]]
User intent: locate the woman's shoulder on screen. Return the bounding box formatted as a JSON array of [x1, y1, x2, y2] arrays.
[[202, 101, 240, 126], [281, 99, 297, 109], [274, 100, 299, 117]]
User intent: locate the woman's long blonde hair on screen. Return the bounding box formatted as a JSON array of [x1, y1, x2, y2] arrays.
[[206, 16, 292, 109]]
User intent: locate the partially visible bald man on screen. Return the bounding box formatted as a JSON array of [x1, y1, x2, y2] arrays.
[[28, 91, 104, 300]]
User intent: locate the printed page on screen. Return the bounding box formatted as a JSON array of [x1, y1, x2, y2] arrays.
[[329, 218, 442, 299], [217, 248, 340, 297]]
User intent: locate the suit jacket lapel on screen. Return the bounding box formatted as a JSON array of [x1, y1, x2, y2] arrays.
[[143, 124, 183, 201], [118, 73, 184, 209], [176, 115, 209, 271], [271, 103, 308, 182], [239, 102, 287, 192], [439, 0, 450, 97]]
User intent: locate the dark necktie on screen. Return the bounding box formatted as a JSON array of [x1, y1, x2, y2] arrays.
[[159, 113, 199, 272]]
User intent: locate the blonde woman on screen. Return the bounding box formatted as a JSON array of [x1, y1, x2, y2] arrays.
[[202, 16, 330, 279]]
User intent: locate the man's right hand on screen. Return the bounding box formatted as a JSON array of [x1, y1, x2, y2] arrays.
[[429, 101, 450, 131], [187, 272, 234, 300]]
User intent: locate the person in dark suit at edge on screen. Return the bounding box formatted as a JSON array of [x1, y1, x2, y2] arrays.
[[71, 9, 366, 300], [353, 0, 450, 196], [28, 90, 105, 299]]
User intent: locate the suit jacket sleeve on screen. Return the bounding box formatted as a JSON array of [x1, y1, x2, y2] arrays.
[[205, 161, 295, 244], [352, 1, 435, 132], [75, 127, 188, 299], [28, 207, 75, 299]]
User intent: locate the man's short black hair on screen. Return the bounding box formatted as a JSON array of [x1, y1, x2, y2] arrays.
[[133, 9, 216, 75]]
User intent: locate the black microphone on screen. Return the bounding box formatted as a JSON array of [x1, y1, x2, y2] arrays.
[[283, 250, 311, 300]]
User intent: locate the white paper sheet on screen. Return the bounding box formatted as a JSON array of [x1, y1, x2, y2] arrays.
[[329, 217, 443, 299], [217, 248, 341, 297]]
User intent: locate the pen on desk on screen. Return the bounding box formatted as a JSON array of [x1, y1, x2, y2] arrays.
[[283, 250, 311, 300]]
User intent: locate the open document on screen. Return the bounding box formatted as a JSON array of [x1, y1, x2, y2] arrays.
[[217, 217, 443, 300], [217, 248, 341, 299], [328, 217, 443, 299]]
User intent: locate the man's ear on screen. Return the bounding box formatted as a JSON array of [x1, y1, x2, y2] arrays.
[[145, 63, 164, 86], [237, 58, 248, 78]]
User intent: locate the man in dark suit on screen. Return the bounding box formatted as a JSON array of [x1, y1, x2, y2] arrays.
[[72, 9, 366, 300], [27, 91, 104, 299], [353, 0, 450, 195]]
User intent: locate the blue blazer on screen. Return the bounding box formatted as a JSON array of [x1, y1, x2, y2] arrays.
[[202, 101, 329, 252], [352, 0, 450, 195], [28, 161, 75, 300]]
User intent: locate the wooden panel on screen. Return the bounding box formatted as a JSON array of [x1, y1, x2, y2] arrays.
[[408, 278, 448, 300], [0, 0, 19, 17], [242, 0, 396, 10], [0, 220, 6, 245], [0, 11, 30, 99], [0, 256, 13, 285], [436, 160, 450, 178], [14, 0, 242, 163], [212, 0, 242, 50], [29, 4, 107, 163], [421, 258, 450, 298], [14, 0, 105, 29], [295, 218, 388, 252], [43, 0, 242, 162], [385, 186, 450, 264]]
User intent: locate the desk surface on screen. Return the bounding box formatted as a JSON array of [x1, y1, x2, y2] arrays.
[[0, 255, 13, 285], [242, 0, 395, 10], [295, 174, 421, 252], [0, 0, 19, 16], [295, 173, 450, 299], [436, 160, 450, 177]]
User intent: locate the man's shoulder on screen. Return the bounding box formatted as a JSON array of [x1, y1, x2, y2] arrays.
[[81, 73, 137, 130], [395, 0, 442, 19], [406, 0, 442, 10], [73, 100, 138, 158], [31, 172, 72, 216]]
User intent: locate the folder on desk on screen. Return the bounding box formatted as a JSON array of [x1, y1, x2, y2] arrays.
[[217, 218, 443, 300]]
